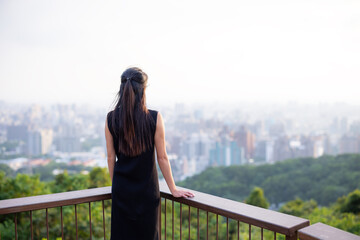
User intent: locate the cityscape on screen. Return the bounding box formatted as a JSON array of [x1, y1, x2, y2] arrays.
[[1, 100, 359, 181], [1, 0, 360, 238]]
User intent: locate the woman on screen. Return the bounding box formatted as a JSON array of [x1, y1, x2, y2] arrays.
[[105, 67, 194, 240]]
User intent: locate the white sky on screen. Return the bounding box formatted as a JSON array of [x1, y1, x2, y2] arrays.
[[0, 0, 359, 108]]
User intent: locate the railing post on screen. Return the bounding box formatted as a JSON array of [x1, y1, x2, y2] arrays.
[[286, 232, 297, 240]]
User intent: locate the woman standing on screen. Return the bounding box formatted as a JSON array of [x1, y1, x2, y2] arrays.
[[105, 67, 194, 240]]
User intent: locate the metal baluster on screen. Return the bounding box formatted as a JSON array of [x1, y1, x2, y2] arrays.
[[165, 199, 167, 240], [274, 231, 276, 240], [159, 198, 162, 240], [102, 200, 106, 240], [30, 210, 33, 240], [216, 214, 218, 240], [46, 208, 49, 240], [75, 204, 78, 240], [206, 211, 208, 240], [14, 213, 17, 240], [180, 203, 182, 240], [237, 221, 240, 240], [188, 206, 191, 240], [61, 206, 64, 240], [197, 208, 199, 240], [89, 202, 92, 240], [172, 201, 174, 240], [261, 228, 263, 240], [226, 217, 229, 240], [249, 224, 251, 240]]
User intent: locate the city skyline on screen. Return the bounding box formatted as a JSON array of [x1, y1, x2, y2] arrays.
[[1, 0, 360, 107], [1, 100, 360, 181]]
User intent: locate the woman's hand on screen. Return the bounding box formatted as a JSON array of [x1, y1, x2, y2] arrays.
[[171, 188, 195, 198]]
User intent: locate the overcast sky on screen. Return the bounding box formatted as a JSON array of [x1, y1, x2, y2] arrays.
[[0, 0, 359, 108]]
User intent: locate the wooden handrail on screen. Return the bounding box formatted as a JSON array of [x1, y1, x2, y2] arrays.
[[0, 186, 112, 214], [2, 183, 359, 239], [0, 182, 309, 239], [160, 182, 309, 238], [298, 222, 360, 240]]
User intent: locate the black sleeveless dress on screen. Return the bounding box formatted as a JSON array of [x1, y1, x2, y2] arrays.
[[107, 109, 160, 240]]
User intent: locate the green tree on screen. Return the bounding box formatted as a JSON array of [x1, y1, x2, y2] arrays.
[[245, 187, 269, 208], [88, 167, 111, 188], [179, 154, 360, 206], [0, 164, 14, 177], [279, 198, 318, 217], [51, 170, 89, 193], [0, 172, 50, 200], [339, 189, 360, 214]]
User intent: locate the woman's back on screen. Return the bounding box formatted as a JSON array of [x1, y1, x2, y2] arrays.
[[105, 67, 194, 240], [108, 108, 160, 239]]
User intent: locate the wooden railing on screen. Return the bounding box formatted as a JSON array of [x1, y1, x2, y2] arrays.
[[298, 222, 360, 240], [0, 186, 111, 240], [159, 182, 308, 240], [0, 182, 355, 240]]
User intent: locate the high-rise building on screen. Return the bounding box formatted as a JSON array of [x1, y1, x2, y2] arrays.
[[27, 128, 53, 155], [234, 126, 256, 160], [40, 129, 53, 154], [55, 123, 81, 152], [209, 140, 244, 166], [339, 135, 360, 154], [28, 130, 41, 155], [230, 141, 244, 165], [7, 125, 28, 143], [209, 141, 226, 166], [255, 140, 274, 163]]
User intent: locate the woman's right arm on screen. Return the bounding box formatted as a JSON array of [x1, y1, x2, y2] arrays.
[[154, 112, 194, 198]]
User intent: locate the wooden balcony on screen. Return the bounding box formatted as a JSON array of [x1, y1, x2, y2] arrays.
[[0, 182, 357, 240]]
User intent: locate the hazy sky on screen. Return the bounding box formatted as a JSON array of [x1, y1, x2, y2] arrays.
[[0, 0, 359, 108]]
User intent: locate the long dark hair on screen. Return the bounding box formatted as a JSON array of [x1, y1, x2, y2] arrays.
[[111, 67, 155, 157]]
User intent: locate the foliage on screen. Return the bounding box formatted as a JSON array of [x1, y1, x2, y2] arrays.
[[1, 154, 360, 238], [278, 191, 360, 235], [0, 171, 50, 200], [245, 187, 269, 208], [0, 163, 14, 177], [280, 198, 318, 217], [339, 189, 360, 214], [50, 169, 90, 193], [89, 167, 111, 188], [14, 160, 93, 182], [0, 167, 113, 239], [179, 154, 360, 206]]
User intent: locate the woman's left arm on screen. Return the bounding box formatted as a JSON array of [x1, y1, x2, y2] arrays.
[[105, 118, 116, 182]]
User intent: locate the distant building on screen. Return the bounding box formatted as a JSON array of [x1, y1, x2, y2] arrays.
[[273, 136, 292, 162], [209, 141, 226, 166], [54, 124, 81, 152], [40, 129, 53, 154], [234, 126, 256, 160], [27, 129, 53, 155], [181, 133, 212, 162], [7, 125, 28, 143], [27, 130, 41, 155], [255, 140, 274, 163], [167, 135, 182, 155], [210, 140, 244, 166], [339, 135, 360, 154], [230, 141, 244, 165], [0, 158, 28, 171]]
